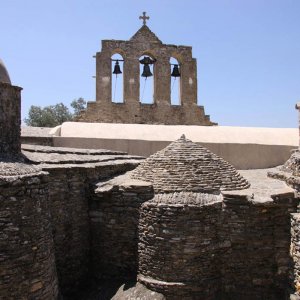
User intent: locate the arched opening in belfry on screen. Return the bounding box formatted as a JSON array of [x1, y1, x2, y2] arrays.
[[111, 53, 124, 103], [170, 57, 181, 105], [139, 54, 155, 104]]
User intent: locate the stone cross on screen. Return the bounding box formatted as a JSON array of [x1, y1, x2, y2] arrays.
[[139, 12, 150, 25]]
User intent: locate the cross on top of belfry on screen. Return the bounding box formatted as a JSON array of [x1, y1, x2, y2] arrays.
[[139, 12, 150, 25]]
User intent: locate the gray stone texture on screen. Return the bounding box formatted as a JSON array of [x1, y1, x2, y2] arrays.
[[291, 213, 300, 298], [268, 158, 300, 298], [220, 191, 296, 300], [90, 175, 154, 280], [131, 135, 250, 193], [2, 42, 300, 300], [136, 177, 298, 300], [0, 59, 11, 84], [0, 83, 22, 158], [0, 171, 59, 299], [138, 193, 222, 299], [20, 145, 143, 296], [0, 71, 59, 299], [78, 25, 216, 126]]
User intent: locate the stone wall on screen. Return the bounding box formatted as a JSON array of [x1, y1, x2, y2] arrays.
[[17, 145, 143, 297], [137, 189, 298, 300], [43, 167, 90, 296], [0, 171, 59, 299], [291, 213, 300, 299], [138, 193, 223, 299], [80, 101, 214, 126], [41, 162, 141, 296], [221, 191, 297, 300], [90, 175, 153, 280], [79, 25, 215, 126], [0, 83, 22, 157]]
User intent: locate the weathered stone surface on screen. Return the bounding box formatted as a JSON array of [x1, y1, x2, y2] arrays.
[[78, 25, 216, 126], [131, 135, 250, 193], [0, 161, 41, 177], [112, 282, 166, 300], [2, 48, 300, 300], [90, 174, 154, 280], [0, 83, 22, 159], [0, 172, 59, 299], [291, 213, 300, 299], [0, 59, 11, 84], [22, 143, 128, 155], [25, 148, 143, 296], [138, 193, 222, 299], [137, 168, 298, 300]]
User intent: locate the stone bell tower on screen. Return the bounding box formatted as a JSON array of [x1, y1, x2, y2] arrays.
[[79, 13, 216, 126], [0, 59, 22, 159]]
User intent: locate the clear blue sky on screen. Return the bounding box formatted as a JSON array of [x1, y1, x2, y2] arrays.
[[1, 0, 299, 127]]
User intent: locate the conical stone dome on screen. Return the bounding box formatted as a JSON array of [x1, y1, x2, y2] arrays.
[[0, 59, 11, 84], [131, 135, 250, 193]]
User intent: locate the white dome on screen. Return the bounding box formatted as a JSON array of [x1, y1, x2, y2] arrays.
[[0, 59, 11, 84]]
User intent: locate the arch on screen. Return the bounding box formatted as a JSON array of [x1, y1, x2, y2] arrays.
[[170, 52, 183, 65], [111, 53, 124, 103], [111, 48, 126, 58], [139, 52, 156, 104], [170, 57, 181, 105]]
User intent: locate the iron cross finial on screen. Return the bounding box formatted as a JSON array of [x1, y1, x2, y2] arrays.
[[139, 12, 150, 25]]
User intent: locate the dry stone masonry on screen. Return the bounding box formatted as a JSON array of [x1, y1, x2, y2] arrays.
[[0, 82, 22, 158], [129, 138, 297, 299], [0, 169, 59, 299], [90, 175, 153, 281], [0, 59, 143, 299], [267, 103, 300, 299], [21, 144, 143, 297], [131, 134, 250, 193], [0, 60, 59, 299], [2, 28, 300, 299]]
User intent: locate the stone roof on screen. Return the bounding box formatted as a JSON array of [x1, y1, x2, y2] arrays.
[[0, 59, 11, 84], [0, 161, 43, 177], [21, 144, 143, 166], [130, 25, 162, 44], [131, 135, 250, 193]]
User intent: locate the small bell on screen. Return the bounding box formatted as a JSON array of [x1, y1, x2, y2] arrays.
[[113, 60, 122, 75], [171, 64, 180, 77], [141, 64, 153, 78]]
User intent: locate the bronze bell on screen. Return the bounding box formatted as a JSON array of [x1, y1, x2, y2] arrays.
[[113, 60, 122, 75], [171, 64, 180, 77], [141, 64, 153, 78], [139, 56, 155, 65]]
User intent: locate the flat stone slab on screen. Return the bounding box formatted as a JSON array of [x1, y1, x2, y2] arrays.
[[223, 168, 296, 204], [22, 144, 128, 155], [21, 144, 144, 165]]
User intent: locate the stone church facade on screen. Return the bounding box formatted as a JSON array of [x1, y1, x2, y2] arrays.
[[78, 18, 216, 125]]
